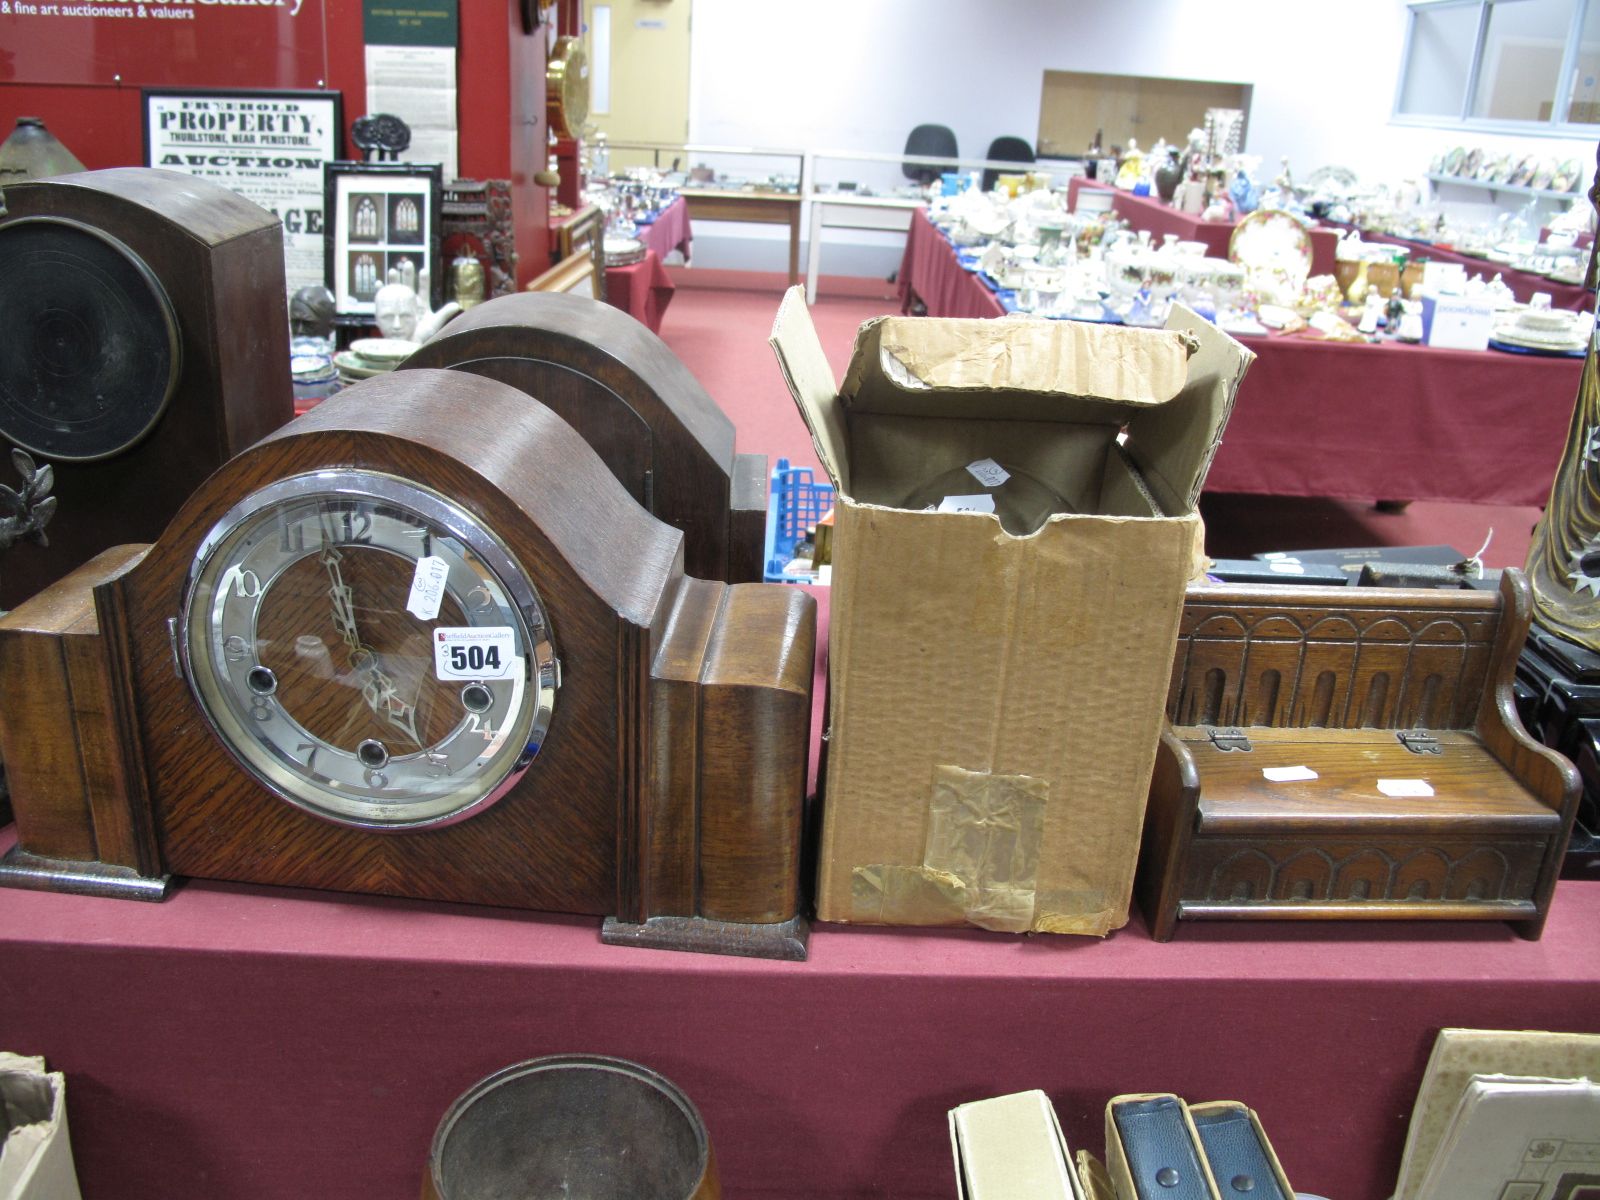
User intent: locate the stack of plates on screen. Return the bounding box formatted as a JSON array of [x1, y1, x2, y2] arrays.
[[334, 337, 416, 384], [603, 236, 646, 267], [1490, 307, 1592, 356]]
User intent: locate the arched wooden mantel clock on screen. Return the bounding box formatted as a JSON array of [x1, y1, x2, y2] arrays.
[[402, 291, 768, 583], [0, 370, 816, 960], [0, 168, 294, 610]]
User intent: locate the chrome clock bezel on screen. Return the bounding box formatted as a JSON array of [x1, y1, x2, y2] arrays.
[[178, 469, 558, 831]]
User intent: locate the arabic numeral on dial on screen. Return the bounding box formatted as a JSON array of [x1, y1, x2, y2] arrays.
[[341, 509, 373, 544], [468, 584, 495, 612], [296, 741, 318, 769], [223, 634, 249, 662], [423, 752, 449, 778], [249, 694, 273, 722], [466, 713, 495, 741], [220, 565, 263, 599], [364, 767, 389, 789]]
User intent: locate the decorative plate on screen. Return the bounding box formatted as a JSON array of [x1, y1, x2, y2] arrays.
[[1463, 148, 1484, 178], [1551, 158, 1582, 193], [1445, 146, 1467, 175], [1229, 209, 1315, 306], [333, 350, 391, 380], [1508, 154, 1539, 187], [1479, 152, 1511, 183], [349, 337, 417, 364], [1531, 158, 1556, 190]]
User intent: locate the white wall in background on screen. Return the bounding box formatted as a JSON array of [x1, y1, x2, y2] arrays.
[[683, 0, 1598, 276]]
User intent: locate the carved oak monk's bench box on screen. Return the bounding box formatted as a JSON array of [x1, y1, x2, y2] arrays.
[[1136, 571, 1580, 941]]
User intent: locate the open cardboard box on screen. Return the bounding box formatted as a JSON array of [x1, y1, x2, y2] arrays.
[[769, 289, 1252, 935]]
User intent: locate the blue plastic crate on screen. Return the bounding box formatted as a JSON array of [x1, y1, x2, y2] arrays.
[[763, 457, 834, 583]]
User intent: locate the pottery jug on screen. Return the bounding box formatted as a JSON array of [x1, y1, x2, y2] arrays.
[[1155, 150, 1183, 204]]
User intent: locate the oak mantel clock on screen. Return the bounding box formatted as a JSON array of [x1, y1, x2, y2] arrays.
[[0, 370, 815, 959]]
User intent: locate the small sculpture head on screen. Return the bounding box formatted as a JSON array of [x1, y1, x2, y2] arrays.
[[289, 286, 336, 338], [373, 282, 419, 341]]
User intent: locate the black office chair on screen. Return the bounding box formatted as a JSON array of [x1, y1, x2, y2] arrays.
[[902, 124, 958, 186], [981, 136, 1035, 193]]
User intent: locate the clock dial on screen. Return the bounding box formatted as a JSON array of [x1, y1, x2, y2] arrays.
[[0, 217, 181, 462], [181, 470, 557, 830]]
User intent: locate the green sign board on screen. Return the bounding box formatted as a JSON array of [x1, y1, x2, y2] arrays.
[[363, 0, 459, 47]]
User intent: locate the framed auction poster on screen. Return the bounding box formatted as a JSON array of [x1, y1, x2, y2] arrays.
[[324, 161, 444, 324], [142, 89, 342, 299]]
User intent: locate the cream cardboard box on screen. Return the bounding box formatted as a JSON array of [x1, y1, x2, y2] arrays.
[[769, 288, 1252, 935], [949, 1090, 1084, 1200]]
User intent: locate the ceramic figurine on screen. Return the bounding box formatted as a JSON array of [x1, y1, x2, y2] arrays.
[[1229, 169, 1259, 215], [1357, 291, 1384, 335], [1115, 139, 1144, 191]]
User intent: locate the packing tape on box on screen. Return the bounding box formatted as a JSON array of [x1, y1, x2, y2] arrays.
[[850, 765, 1047, 933]]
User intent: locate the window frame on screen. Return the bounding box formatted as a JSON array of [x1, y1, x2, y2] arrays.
[[1392, 0, 1595, 136]]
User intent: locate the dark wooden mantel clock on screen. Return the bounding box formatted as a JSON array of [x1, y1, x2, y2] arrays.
[[0, 370, 816, 960], [402, 291, 769, 584], [0, 168, 294, 610]]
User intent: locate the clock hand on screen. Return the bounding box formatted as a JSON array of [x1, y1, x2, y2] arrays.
[[320, 540, 424, 749], [360, 662, 424, 749]]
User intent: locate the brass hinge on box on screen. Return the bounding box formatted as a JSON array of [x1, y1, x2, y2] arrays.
[[1396, 729, 1441, 755], [1207, 727, 1252, 752]]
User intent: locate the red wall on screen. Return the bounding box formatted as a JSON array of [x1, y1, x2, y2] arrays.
[[0, 0, 550, 282]]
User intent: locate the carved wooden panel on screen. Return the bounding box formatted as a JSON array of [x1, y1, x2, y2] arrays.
[[1181, 839, 1546, 905], [1169, 588, 1500, 731]]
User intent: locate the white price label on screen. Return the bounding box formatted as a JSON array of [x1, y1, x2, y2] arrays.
[[434, 627, 518, 680], [406, 555, 449, 620], [966, 458, 1010, 488], [937, 494, 996, 515], [1263, 765, 1318, 782], [1269, 562, 1306, 575], [1377, 778, 1435, 798]]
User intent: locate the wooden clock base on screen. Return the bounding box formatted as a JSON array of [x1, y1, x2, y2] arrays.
[[602, 914, 809, 961]]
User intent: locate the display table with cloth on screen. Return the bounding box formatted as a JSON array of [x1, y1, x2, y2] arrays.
[[1066, 178, 1340, 276], [898, 208, 1581, 506], [1324, 221, 1595, 311], [602, 247, 675, 333], [1, 578, 1597, 1200], [636, 194, 692, 261]]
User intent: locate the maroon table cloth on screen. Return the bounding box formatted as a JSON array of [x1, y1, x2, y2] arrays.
[[1216, 333, 1577, 506], [900, 208, 1582, 506], [1331, 224, 1594, 312], [1067, 178, 1339, 276], [2, 797, 1598, 1200], [897, 207, 1005, 319], [604, 247, 675, 333], [638, 194, 691, 261]]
